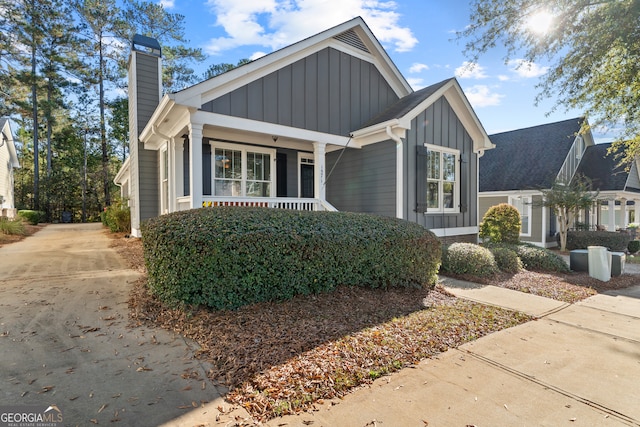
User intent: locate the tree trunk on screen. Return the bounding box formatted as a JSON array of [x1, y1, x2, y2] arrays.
[[99, 36, 110, 207]]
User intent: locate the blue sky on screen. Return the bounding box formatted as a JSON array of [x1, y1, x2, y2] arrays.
[[159, 0, 615, 142]]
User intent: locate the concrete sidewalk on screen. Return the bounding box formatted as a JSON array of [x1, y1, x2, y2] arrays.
[[266, 279, 640, 427]]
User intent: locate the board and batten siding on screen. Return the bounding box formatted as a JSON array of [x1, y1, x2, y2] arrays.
[[406, 97, 478, 231], [326, 141, 396, 217], [201, 48, 399, 137], [131, 51, 160, 223], [0, 140, 14, 209]]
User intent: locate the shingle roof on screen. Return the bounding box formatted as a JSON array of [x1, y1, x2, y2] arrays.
[[574, 143, 632, 191], [480, 117, 585, 192], [362, 78, 454, 127]]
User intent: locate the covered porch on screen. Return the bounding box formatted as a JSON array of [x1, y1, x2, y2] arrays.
[[141, 105, 357, 215], [588, 193, 640, 231]]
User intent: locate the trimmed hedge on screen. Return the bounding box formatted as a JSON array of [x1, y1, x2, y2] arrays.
[[141, 207, 442, 310], [484, 242, 569, 273], [18, 210, 45, 225], [558, 230, 630, 251], [628, 240, 640, 254], [490, 246, 523, 273], [479, 203, 521, 244], [441, 243, 499, 277]]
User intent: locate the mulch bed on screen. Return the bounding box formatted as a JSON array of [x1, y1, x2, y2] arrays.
[[107, 232, 637, 422], [0, 223, 45, 247]]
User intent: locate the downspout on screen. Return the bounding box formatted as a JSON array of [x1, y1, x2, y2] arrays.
[[386, 126, 403, 219]]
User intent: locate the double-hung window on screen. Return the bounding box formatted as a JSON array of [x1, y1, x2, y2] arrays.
[[213, 143, 275, 197], [425, 144, 459, 213], [509, 195, 531, 236]]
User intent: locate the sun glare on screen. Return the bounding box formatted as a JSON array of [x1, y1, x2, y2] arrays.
[[526, 10, 554, 35]]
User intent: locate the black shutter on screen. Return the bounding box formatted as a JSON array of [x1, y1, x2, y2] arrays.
[[202, 143, 212, 196], [416, 146, 428, 212], [183, 137, 190, 196], [459, 153, 468, 213]]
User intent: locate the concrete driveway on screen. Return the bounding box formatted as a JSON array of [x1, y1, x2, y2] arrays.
[[0, 223, 243, 426]]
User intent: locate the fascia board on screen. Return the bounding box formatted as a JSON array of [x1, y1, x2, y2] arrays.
[[192, 110, 357, 148], [139, 95, 175, 142], [114, 156, 130, 184], [174, 18, 412, 108], [442, 83, 494, 153], [480, 190, 543, 197]]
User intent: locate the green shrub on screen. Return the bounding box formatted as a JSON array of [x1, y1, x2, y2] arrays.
[[0, 217, 26, 235], [479, 203, 521, 244], [102, 202, 131, 233], [441, 243, 499, 277], [18, 210, 45, 225], [559, 230, 630, 251], [512, 244, 569, 272], [628, 240, 640, 254], [490, 246, 523, 273], [141, 207, 442, 310]]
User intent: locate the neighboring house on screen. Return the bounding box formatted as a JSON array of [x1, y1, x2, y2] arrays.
[[575, 142, 640, 230], [0, 118, 20, 218], [116, 17, 494, 240], [479, 117, 640, 247]]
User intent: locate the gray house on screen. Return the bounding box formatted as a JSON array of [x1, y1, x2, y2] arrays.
[[0, 118, 20, 218], [116, 17, 494, 241], [479, 117, 640, 247]]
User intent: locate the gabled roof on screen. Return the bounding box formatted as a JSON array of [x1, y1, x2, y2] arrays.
[[352, 78, 494, 153], [171, 16, 412, 108], [480, 117, 585, 192], [362, 78, 453, 127], [1, 118, 20, 168], [575, 143, 640, 192]]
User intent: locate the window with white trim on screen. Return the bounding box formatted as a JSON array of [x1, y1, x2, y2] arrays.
[[213, 143, 275, 197], [425, 145, 459, 213], [509, 195, 531, 236]]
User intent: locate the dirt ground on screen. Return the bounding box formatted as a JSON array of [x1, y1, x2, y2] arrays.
[[0, 223, 245, 426]]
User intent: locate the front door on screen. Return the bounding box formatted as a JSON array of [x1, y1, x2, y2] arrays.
[[300, 164, 314, 198]]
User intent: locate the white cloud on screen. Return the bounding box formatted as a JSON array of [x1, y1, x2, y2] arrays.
[[409, 63, 429, 73], [454, 61, 488, 79], [507, 59, 549, 78], [497, 74, 509, 81], [463, 85, 504, 108], [406, 77, 424, 90], [159, 0, 175, 8], [204, 0, 417, 55]]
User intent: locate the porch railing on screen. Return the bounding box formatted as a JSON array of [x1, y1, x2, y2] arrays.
[[176, 196, 337, 212]]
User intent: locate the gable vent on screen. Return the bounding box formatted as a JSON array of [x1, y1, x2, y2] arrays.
[[333, 29, 370, 53]]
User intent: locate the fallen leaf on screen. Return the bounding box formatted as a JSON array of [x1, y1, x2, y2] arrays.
[[98, 403, 107, 413], [38, 386, 54, 394], [136, 366, 153, 372], [90, 419, 98, 424]]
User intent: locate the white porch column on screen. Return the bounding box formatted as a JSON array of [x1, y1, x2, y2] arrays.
[[189, 121, 203, 209], [608, 198, 616, 231], [635, 199, 640, 224], [168, 137, 176, 213], [175, 138, 184, 199], [313, 142, 326, 202], [621, 197, 628, 228]]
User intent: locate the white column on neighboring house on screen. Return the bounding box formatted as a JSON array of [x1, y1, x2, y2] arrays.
[[189, 121, 203, 209], [313, 142, 326, 202], [634, 199, 640, 224], [175, 138, 184, 200], [621, 197, 628, 228], [608, 198, 617, 231]]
